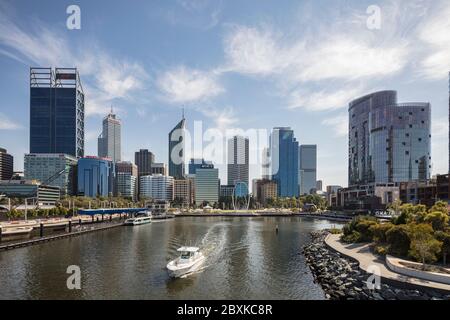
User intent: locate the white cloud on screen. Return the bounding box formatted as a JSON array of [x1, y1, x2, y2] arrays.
[[0, 10, 148, 117], [0, 113, 22, 130], [157, 66, 224, 103], [321, 114, 348, 137], [288, 86, 365, 111], [223, 26, 283, 76], [417, 1, 450, 80]]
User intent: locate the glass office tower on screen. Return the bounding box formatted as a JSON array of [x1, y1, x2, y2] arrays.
[[270, 127, 299, 197], [168, 115, 186, 179], [77, 156, 112, 197], [349, 91, 431, 186], [30, 68, 84, 158]]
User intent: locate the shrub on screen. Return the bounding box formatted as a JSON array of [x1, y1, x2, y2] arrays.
[[341, 231, 362, 243], [369, 222, 394, 244], [424, 211, 449, 231], [386, 225, 410, 257], [329, 228, 342, 235]]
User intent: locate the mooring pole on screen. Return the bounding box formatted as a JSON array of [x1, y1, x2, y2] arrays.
[[40, 223, 44, 237]]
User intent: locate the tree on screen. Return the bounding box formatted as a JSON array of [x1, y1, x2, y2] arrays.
[[429, 201, 448, 215], [388, 199, 402, 215], [369, 222, 394, 244], [408, 224, 442, 266], [386, 225, 411, 256], [424, 211, 449, 231], [434, 231, 450, 265]]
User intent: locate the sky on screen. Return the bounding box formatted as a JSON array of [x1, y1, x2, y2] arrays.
[[0, 0, 449, 189]]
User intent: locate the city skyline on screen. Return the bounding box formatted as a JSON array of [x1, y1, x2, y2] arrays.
[[1, 0, 450, 188]]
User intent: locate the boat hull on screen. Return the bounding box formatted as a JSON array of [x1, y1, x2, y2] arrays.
[[167, 255, 205, 278]]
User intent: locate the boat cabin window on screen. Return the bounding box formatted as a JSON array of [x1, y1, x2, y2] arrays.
[[180, 251, 193, 259]]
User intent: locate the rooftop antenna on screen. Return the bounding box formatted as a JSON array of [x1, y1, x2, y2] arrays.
[[182, 107, 185, 120], [111, 105, 114, 114]]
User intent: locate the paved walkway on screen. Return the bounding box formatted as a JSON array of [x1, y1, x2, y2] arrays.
[[325, 234, 450, 292]]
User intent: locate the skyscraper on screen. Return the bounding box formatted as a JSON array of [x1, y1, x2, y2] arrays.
[[227, 136, 249, 191], [448, 71, 450, 174], [299, 145, 317, 195], [30, 67, 84, 158], [270, 127, 299, 197], [168, 115, 186, 179], [134, 149, 155, 177], [349, 91, 431, 186], [0, 148, 13, 181], [139, 174, 174, 201], [98, 108, 121, 163]]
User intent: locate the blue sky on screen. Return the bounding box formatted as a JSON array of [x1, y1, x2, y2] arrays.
[[0, 0, 449, 188]]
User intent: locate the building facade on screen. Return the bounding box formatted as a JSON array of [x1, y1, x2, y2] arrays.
[[115, 161, 137, 200], [24, 153, 77, 195], [195, 168, 219, 205], [227, 136, 249, 195], [139, 174, 174, 201], [188, 158, 213, 174], [30, 67, 84, 158], [77, 156, 113, 198], [174, 179, 193, 205], [151, 163, 167, 175], [168, 116, 186, 179], [270, 127, 299, 197], [254, 179, 277, 206], [98, 109, 121, 163], [0, 180, 60, 205], [349, 91, 431, 186], [299, 144, 317, 195], [0, 148, 13, 181]]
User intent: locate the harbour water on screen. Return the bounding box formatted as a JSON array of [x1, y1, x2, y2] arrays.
[[0, 216, 342, 299]]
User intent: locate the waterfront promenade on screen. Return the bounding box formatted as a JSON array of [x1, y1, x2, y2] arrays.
[[325, 234, 450, 292]]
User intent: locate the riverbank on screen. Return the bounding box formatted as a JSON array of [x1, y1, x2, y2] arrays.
[[303, 231, 450, 300]]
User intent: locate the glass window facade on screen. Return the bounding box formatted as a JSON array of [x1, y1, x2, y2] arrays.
[[30, 68, 84, 158], [299, 145, 317, 195], [77, 157, 113, 197], [349, 91, 431, 186], [270, 127, 299, 197]]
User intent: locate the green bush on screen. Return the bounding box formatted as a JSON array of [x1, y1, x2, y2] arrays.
[[342, 215, 378, 243], [386, 225, 410, 257], [408, 224, 442, 264], [370, 222, 394, 243], [341, 231, 362, 243], [424, 211, 449, 231]]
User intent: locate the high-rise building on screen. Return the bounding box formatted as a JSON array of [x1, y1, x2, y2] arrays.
[[448, 72, 450, 174], [0, 148, 13, 181], [227, 136, 249, 194], [134, 149, 155, 177], [195, 167, 219, 205], [270, 127, 299, 197], [24, 153, 77, 195], [30, 67, 84, 158], [139, 174, 174, 201], [349, 91, 431, 186], [299, 145, 317, 195], [168, 115, 186, 179], [188, 158, 213, 174], [77, 156, 113, 197], [98, 108, 121, 163], [115, 161, 137, 200]]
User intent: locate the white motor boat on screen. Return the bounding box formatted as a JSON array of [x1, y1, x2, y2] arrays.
[[123, 211, 152, 226], [166, 246, 205, 278]]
